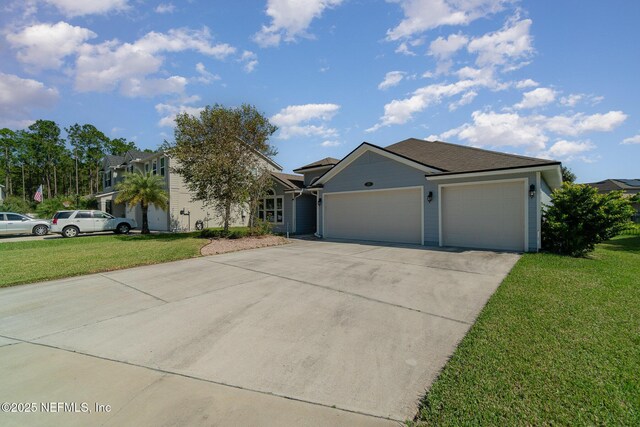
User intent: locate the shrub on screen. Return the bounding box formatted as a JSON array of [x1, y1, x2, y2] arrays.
[[252, 218, 272, 236], [0, 196, 33, 214], [542, 183, 635, 256], [199, 227, 251, 239], [35, 196, 76, 219]]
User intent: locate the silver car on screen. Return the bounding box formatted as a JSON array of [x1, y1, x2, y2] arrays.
[[0, 212, 50, 236], [51, 210, 137, 238]]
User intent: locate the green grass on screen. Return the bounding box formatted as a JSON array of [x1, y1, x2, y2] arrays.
[[0, 233, 207, 287], [412, 235, 640, 426]]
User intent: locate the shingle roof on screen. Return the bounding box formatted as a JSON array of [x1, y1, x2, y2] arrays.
[[293, 157, 340, 172], [586, 179, 640, 193], [384, 138, 560, 174], [105, 155, 125, 167], [127, 150, 156, 161], [271, 172, 304, 189]]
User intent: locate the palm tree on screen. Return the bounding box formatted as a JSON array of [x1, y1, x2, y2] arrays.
[[115, 172, 168, 234]]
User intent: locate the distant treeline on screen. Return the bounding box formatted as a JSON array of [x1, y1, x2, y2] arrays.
[[0, 120, 148, 201]]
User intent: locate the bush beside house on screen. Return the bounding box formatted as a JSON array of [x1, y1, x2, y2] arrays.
[[542, 183, 635, 256]]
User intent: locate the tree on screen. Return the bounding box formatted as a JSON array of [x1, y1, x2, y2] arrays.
[[561, 166, 577, 183], [26, 120, 66, 198], [165, 104, 278, 232], [66, 124, 111, 194], [107, 137, 138, 156], [115, 172, 168, 234], [0, 128, 17, 195], [542, 183, 635, 256]]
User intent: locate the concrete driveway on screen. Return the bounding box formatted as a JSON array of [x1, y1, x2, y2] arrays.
[[0, 240, 519, 426]]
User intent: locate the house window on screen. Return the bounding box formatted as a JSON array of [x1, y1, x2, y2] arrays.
[[104, 170, 112, 187], [152, 160, 157, 175], [145, 163, 149, 173], [160, 157, 165, 176], [257, 189, 283, 224]]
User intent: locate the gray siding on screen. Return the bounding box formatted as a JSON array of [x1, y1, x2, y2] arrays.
[[295, 194, 316, 234], [540, 176, 552, 208], [303, 169, 330, 186], [270, 181, 294, 234]]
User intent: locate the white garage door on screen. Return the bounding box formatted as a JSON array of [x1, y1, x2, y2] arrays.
[[147, 205, 168, 231], [324, 187, 422, 244], [441, 180, 526, 251]]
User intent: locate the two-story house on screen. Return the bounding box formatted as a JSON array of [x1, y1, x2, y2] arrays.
[[95, 149, 317, 233]]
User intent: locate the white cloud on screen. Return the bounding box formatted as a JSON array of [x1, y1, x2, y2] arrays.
[[42, 0, 129, 17], [560, 93, 582, 107], [367, 67, 503, 131], [321, 140, 340, 147], [448, 90, 477, 111], [467, 18, 533, 70], [155, 3, 175, 13], [539, 139, 596, 161], [515, 78, 538, 88], [240, 50, 258, 73], [395, 42, 416, 56], [74, 27, 235, 96], [439, 109, 627, 157], [386, 0, 510, 40], [254, 0, 343, 47], [193, 62, 220, 84], [6, 21, 97, 70], [270, 103, 340, 139], [514, 87, 556, 109], [378, 71, 406, 90], [429, 33, 468, 58], [155, 100, 204, 127], [622, 135, 640, 145], [0, 72, 59, 128], [120, 76, 187, 97]]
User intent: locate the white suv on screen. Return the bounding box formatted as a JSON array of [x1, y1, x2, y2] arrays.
[[51, 210, 137, 238]]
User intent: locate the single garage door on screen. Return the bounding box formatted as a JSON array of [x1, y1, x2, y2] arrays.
[[441, 181, 525, 251], [324, 187, 422, 244]]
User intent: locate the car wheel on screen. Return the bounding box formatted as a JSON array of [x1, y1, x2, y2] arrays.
[[116, 223, 131, 234], [62, 226, 79, 238], [32, 224, 49, 236]]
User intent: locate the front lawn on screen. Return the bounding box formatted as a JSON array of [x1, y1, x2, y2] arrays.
[[413, 235, 640, 425], [0, 233, 207, 287]]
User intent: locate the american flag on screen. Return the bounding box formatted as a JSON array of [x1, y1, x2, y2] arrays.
[[34, 185, 43, 203]]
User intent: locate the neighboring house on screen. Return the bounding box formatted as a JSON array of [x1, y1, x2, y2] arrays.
[[302, 138, 562, 252], [95, 150, 283, 232], [585, 179, 640, 222], [0, 184, 4, 203]]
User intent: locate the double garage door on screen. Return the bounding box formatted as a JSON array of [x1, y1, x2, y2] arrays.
[[324, 187, 423, 245], [323, 181, 526, 251]]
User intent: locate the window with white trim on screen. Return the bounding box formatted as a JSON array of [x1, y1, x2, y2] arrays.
[[257, 189, 283, 224], [160, 157, 165, 176], [152, 160, 157, 175], [104, 170, 112, 187]]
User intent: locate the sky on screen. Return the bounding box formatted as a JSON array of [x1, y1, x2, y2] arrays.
[[1, 0, 638, 183]]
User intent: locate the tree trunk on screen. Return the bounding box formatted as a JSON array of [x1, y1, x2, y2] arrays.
[[21, 164, 25, 201], [224, 201, 231, 233], [4, 146, 9, 195], [141, 203, 149, 234], [53, 165, 58, 196]]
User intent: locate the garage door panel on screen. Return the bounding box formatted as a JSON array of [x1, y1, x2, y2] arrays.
[[324, 188, 422, 245], [442, 182, 525, 251]]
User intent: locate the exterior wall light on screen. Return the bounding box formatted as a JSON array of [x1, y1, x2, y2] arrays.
[[427, 191, 433, 203], [529, 184, 536, 198]]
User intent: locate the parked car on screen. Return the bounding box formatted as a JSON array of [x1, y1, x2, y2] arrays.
[[51, 210, 137, 238], [0, 212, 50, 236]]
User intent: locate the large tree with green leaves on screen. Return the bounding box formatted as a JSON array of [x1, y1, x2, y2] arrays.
[[165, 104, 278, 232], [115, 172, 168, 234]]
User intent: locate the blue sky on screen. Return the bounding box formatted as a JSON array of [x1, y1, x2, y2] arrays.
[[1, 0, 638, 182]]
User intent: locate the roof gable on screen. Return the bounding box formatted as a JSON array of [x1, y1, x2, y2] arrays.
[[315, 142, 443, 186], [293, 157, 340, 173], [271, 172, 304, 190]]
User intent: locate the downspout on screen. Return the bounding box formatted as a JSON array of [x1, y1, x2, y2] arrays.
[[313, 190, 322, 238]]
